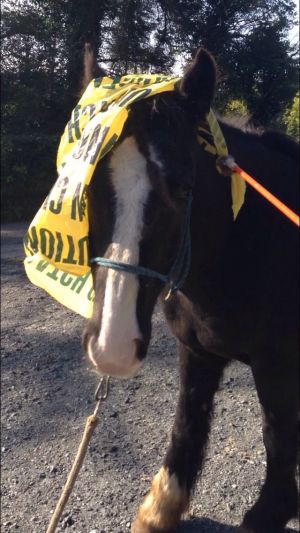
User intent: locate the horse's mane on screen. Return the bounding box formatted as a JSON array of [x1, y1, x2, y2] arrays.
[[219, 115, 299, 162], [260, 130, 299, 161]]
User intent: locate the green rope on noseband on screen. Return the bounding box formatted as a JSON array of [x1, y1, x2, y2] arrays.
[[90, 191, 193, 298]]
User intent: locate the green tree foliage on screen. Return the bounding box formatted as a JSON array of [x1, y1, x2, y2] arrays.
[[223, 99, 249, 119], [99, 0, 177, 72], [283, 92, 300, 140], [1, 0, 104, 221], [227, 24, 298, 125], [161, 0, 298, 125], [1, 0, 298, 221]]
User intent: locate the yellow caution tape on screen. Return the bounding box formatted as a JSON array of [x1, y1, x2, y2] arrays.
[[24, 74, 245, 317], [198, 109, 246, 220]]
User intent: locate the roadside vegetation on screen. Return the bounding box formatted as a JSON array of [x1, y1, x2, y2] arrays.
[[2, 0, 299, 221]]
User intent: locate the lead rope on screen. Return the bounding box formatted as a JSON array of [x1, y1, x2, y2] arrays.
[[198, 111, 299, 227], [165, 191, 193, 299], [218, 155, 300, 227], [46, 376, 110, 533]]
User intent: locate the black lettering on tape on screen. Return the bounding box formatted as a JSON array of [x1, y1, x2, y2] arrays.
[[71, 184, 88, 221], [46, 267, 60, 281], [100, 100, 108, 112], [94, 78, 101, 88], [49, 177, 69, 214], [36, 260, 48, 272], [101, 75, 121, 90], [89, 125, 110, 165], [118, 88, 152, 108], [54, 231, 63, 262], [68, 105, 82, 143], [78, 236, 89, 265], [83, 124, 100, 163], [82, 104, 96, 119], [40, 228, 55, 259], [87, 286, 95, 301], [62, 235, 77, 265], [100, 133, 119, 159], [119, 77, 135, 87], [73, 129, 90, 160], [85, 125, 110, 165], [94, 76, 107, 88], [71, 272, 90, 293], [24, 226, 38, 254], [60, 273, 74, 286]]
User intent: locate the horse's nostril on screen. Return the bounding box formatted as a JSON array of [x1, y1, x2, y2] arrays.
[[82, 322, 100, 356], [82, 328, 93, 355], [134, 338, 147, 361]]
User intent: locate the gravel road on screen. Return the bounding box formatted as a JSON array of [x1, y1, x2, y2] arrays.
[[1, 223, 299, 533]]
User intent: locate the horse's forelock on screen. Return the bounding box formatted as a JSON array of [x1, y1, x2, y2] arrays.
[[151, 94, 188, 123]]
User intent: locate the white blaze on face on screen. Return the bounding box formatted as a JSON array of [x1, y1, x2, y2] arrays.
[[88, 136, 152, 378]]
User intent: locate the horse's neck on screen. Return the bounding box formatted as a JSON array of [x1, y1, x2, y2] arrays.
[[190, 147, 234, 269], [187, 126, 264, 302], [187, 121, 298, 304]]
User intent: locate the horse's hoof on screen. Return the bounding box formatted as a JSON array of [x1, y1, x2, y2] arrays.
[[131, 516, 151, 533], [131, 516, 170, 533], [131, 467, 188, 533]]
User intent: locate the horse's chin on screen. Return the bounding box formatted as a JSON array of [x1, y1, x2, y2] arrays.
[[87, 336, 142, 379]]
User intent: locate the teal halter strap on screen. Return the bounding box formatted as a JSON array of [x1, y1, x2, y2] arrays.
[[90, 191, 193, 298]]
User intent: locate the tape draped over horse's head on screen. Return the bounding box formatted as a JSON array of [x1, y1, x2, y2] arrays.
[[83, 47, 220, 378]]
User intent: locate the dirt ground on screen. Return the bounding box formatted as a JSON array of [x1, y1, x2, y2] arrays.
[[1, 223, 299, 533]]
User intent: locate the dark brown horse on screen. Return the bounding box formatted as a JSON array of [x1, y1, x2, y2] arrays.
[[83, 49, 299, 533]]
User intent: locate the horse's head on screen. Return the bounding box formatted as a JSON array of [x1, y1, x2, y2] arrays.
[[83, 49, 216, 378]]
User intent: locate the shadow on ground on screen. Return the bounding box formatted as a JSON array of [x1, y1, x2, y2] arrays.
[[177, 518, 298, 532], [177, 517, 234, 532]]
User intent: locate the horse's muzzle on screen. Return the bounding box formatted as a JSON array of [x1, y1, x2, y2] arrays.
[[87, 335, 143, 379]]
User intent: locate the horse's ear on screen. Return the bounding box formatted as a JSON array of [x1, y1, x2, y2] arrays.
[[81, 42, 107, 94], [180, 48, 217, 114]]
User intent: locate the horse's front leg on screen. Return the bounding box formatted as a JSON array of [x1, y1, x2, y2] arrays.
[[238, 355, 299, 533], [132, 344, 228, 533]]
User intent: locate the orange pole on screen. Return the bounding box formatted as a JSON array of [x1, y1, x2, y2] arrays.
[[234, 165, 300, 227]]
